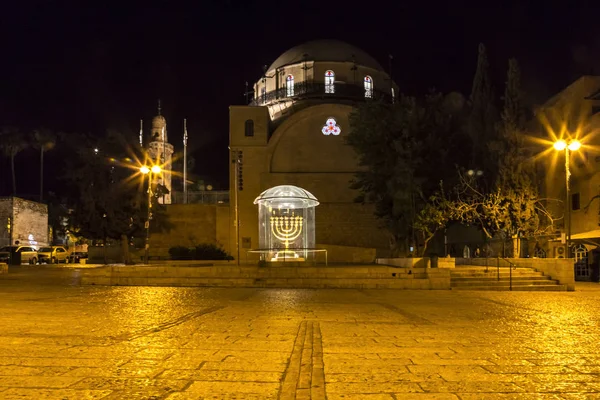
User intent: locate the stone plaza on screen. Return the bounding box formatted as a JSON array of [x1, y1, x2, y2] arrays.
[[1, 265, 600, 399]]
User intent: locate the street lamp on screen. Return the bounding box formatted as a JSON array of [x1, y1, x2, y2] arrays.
[[553, 139, 581, 258], [140, 164, 162, 263]]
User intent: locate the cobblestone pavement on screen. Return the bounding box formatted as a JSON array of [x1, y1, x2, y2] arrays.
[[1, 266, 600, 399]]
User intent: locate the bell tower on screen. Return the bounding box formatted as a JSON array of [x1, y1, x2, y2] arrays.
[[147, 100, 174, 204]]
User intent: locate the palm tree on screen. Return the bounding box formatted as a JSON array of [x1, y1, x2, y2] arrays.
[[0, 128, 28, 196], [32, 129, 56, 202]]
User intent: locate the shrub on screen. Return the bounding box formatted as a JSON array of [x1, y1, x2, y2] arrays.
[[194, 244, 233, 260], [169, 244, 233, 260], [168, 246, 193, 260]]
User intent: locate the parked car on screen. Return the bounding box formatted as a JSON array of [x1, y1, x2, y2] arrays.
[[37, 246, 70, 264], [0, 245, 39, 265]]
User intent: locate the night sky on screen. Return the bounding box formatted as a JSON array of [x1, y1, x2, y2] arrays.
[[1, 0, 600, 197]]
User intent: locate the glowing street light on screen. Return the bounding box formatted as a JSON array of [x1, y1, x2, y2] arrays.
[[554, 139, 581, 258], [553, 139, 581, 152], [140, 164, 162, 264]]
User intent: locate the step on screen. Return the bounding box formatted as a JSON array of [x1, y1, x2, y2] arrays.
[[451, 279, 558, 287], [451, 276, 551, 281], [451, 273, 548, 279], [452, 268, 537, 272], [452, 285, 567, 291]]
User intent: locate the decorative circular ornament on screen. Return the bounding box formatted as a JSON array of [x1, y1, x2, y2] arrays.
[[322, 118, 341, 136]]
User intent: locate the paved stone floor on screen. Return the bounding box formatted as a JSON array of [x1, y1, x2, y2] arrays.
[[1, 266, 600, 399]]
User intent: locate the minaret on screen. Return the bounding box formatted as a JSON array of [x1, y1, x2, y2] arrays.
[[147, 100, 174, 204]]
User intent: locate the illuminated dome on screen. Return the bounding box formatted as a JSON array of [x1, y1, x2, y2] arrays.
[[254, 185, 319, 208], [152, 115, 166, 127], [268, 39, 384, 72]]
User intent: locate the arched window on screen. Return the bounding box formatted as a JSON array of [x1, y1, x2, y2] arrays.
[[244, 119, 254, 137], [325, 70, 335, 94], [364, 75, 373, 98], [286, 75, 294, 97]]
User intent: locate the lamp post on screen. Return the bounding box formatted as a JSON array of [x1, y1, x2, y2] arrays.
[[553, 139, 581, 258], [140, 164, 162, 264]]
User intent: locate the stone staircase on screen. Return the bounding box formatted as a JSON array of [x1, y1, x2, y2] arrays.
[[451, 266, 567, 291]]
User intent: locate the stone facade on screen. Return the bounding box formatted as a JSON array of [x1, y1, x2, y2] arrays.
[[0, 197, 48, 247], [147, 113, 174, 205], [148, 203, 231, 257], [229, 41, 399, 262]]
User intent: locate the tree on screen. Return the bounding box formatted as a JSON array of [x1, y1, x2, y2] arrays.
[[31, 128, 57, 202], [489, 58, 542, 256], [417, 58, 556, 257], [63, 130, 170, 263], [346, 94, 469, 256], [0, 127, 28, 196], [418, 173, 555, 257], [468, 43, 498, 180], [493, 58, 531, 189]]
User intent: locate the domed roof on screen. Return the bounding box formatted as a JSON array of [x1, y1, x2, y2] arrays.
[[268, 40, 384, 72], [152, 115, 166, 125], [254, 185, 319, 208]]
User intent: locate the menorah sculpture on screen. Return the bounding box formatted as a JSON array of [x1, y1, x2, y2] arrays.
[[270, 215, 304, 260]]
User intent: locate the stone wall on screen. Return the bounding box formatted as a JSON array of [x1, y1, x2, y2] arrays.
[[0, 199, 10, 246], [148, 203, 231, 257], [88, 246, 140, 264], [316, 244, 376, 264], [80, 264, 451, 290], [0, 197, 48, 247], [315, 203, 390, 252]]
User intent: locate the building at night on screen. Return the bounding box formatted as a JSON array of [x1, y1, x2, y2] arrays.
[[0, 197, 48, 248], [228, 39, 399, 261], [534, 75, 600, 280], [147, 103, 174, 205]]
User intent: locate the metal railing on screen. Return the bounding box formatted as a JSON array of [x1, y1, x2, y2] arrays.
[[250, 81, 394, 106], [493, 257, 518, 291], [171, 191, 229, 205]]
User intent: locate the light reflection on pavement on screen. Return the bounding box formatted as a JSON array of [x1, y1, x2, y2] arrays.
[[1, 266, 600, 399]]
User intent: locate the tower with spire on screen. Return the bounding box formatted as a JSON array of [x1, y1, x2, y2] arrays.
[[147, 100, 174, 204]]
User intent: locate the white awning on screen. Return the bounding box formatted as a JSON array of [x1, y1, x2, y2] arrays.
[[570, 230, 600, 240]]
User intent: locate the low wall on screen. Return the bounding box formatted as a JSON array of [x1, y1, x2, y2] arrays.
[[88, 246, 141, 264], [80, 264, 451, 290], [455, 257, 575, 291], [0, 263, 7, 274], [317, 244, 376, 264], [376, 257, 456, 269], [377, 258, 429, 268]]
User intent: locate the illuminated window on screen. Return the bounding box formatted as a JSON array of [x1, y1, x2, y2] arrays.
[[245, 120, 254, 137], [364, 75, 373, 98], [322, 117, 341, 136], [286, 75, 294, 97], [325, 70, 335, 93]]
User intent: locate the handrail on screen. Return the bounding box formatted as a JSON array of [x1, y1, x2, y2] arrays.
[[496, 257, 518, 291]]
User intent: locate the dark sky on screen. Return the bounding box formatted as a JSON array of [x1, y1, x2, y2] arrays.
[[1, 0, 600, 196]]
